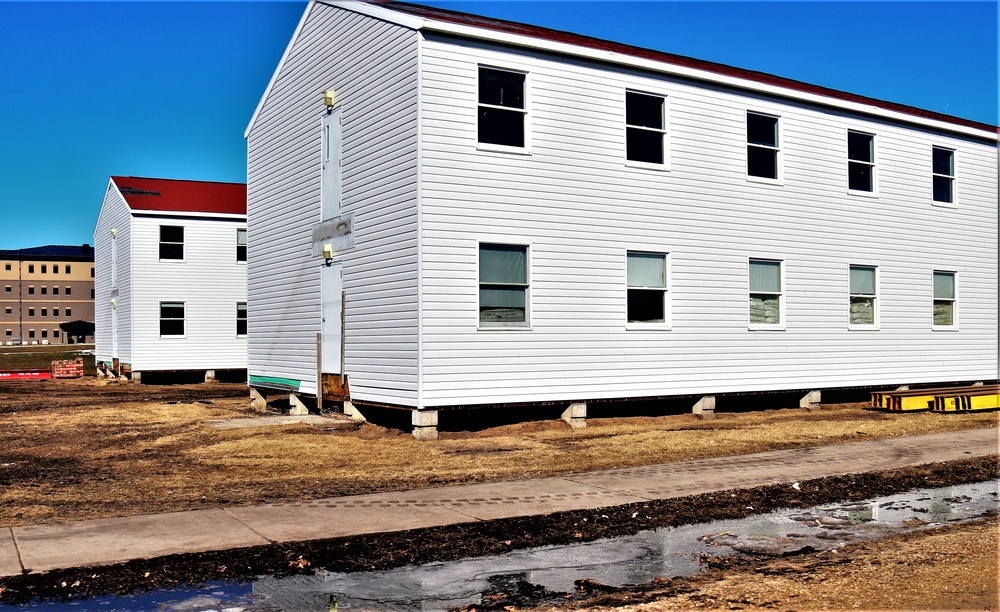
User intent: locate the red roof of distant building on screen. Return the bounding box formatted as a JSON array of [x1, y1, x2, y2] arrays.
[[112, 176, 246, 216], [377, 1, 996, 134]]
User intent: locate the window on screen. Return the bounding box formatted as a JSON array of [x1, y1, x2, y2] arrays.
[[28, 265, 34, 273], [848, 131, 875, 192], [4, 307, 10, 315], [53, 265, 59, 274], [27, 286, 34, 295], [160, 302, 185, 336], [28, 330, 35, 339], [479, 243, 528, 325], [627, 252, 668, 324], [4, 330, 10, 337], [28, 308, 34, 317], [65, 286, 71, 296], [933, 271, 956, 327], [90, 289, 95, 299], [65, 265, 71, 274], [747, 112, 779, 179], [478, 66, 526, 149], [4, 264, 9, 271], [91, 267, 95, 278], [237, 302, 248, 336], [52, 287, 58, 295], [65, 308, 72, 317], [237, 229, 247, 262], [53, 330, 59, 339], [159, 225, 184, 260], [932, 147, 955, 204], [626, 91, 666, 165], [4, 286, 9, 293], [749, 259, 783, 326], [41, 265, 47, 274], [41, 308, 47, 317], [849, 266, 877, 327], [40, 287, 47, 295], [41, 330, 47, 339], [53, 308, 59, 317]]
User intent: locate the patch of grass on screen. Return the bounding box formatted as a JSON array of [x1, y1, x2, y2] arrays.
[[0, 350, 95, 375]]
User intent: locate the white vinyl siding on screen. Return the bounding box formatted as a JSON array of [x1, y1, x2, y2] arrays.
[[93, 181, 133, 367], [246, 3, 419, 400], [417, 32, 998, 407]]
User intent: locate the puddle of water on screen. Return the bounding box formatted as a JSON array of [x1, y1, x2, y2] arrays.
[[5, 481, 997, 612]]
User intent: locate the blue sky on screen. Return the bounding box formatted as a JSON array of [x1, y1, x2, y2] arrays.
[[0, 1, 995, 250]]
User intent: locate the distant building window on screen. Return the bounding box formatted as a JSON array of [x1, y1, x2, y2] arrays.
[[932, 147, 955, 204], [848, 131, 875, 192], [159, 225, 185, 260], [53, 308, 59, 317], [28, 330, 35, 339], [53, 265, 59, 274], [28, 308, 34, 317], [625, 91, 666, 165], [749, 259, 783, 326], [41, 265, 47, 273], [933, 271, 956, 327], [41, 308, 47, 317], [53, 330, 59, 339], [4, 307, 10, 315], [478, 66, 526, 149], [237, 229, 247, 262], [4, 330, 10, 337], [65, 286, 71, 296], [237, 302, 248, 336], [747, 112, 779, 179], [65, 308, 72, 317], [65, 265, 71, 274], [91, 267, 95, 278], [41, 330, 47, 339], [90, 288, 95, 299], [4, 286, 10, 293], [160, 302, 185, 336], [4, 264, 9, 271], [52, 287, 58, 295], [849, 266, 877, 327], [479, 243, 529, 326], [41, 287, 47, 295], [28, 265, 34, 273], [627, 251, 668, 324], [27, 286, 34, 295]]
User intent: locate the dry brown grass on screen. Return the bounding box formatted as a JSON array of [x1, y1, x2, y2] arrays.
[[0, 378, 996, 528]]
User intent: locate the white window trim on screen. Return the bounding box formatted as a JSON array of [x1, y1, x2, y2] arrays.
[[931, 146, 958, 208], [626, 250, 671, 330], [624, 89, 670, 172], [748, 257, 786, 331], [846, 129, 878, 197], [476, 64, 531, 155], [236, 302, 248, 337], [236, 228, 248, 264], [477, 240, 532, 331], [159, 301, 186, 338], [932, 270, 959, 331], [158, 225, 186, 263], [745, 110, 783, 185], [848, 264, 880, 331]]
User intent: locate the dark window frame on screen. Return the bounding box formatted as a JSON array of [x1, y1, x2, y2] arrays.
[[159, 302, 185, 337], [747, 112, 780, 180], [625, 91, 667, 166], [477, 66, 528, 150], [159, 225, 185, 260]]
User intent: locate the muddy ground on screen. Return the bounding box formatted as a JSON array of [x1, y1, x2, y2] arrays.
[[0, 456, 995, 607]]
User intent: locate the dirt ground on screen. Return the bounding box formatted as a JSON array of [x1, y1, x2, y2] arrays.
[[0, 377, 996, 608]]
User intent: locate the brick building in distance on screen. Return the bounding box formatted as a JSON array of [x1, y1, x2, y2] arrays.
[[0, 245, 96, 345]]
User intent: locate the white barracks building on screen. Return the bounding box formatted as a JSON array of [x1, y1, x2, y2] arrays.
[[244, 0, 998, 437]]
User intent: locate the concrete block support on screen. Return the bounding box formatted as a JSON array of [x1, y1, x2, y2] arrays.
[[800, 390, 822, 410], [250, 388, 268, 413], [288, 393, 309, 416], [693, 395, 716, 420], [412, 410, 439, 441], [343, 400, 366, 422], [131, 371, 142, 384], [562, 402, 587, 428], [204, 370, 216, 383]]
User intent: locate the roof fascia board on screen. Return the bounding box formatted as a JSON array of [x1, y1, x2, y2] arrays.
[[420, 19, 996, 141], [245, 0, 317, 139], [321, 0, 425, 29], [130, 210, 247, 221]]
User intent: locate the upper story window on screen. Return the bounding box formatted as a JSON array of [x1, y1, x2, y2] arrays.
[[237, 229, 248, 262], [747, 112, 779, 180], [478, 66, 526, 149], [749, 259, 783, 327], [847, 131, 875, 192], [932, 271, 957, 328], [4, 264, 10, 271], [28, 265, 34, 273], [41, 265, 47, 273], [65, 286, 71, 296], [159, 225, 184, 260], [53, 265, 59, 274], [65, 265, 71, 274], [625, 91, 666, 165], [53, 287, 58, 295], [27, 286, 34, 295], [627, 251, 668, 324], [40, 287, 47, 295], [237, 302, 248, 336], [932, 147, 955, 204], [479, 243, 529, 326], [90, 267, 95, 278]]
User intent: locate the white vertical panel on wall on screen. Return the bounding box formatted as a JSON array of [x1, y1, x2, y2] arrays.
[[246, 3, 420, 401]]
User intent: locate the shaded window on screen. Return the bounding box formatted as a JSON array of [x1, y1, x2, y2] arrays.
[[66, 265, 71, 273], [41, 308, 47, 317], [41, 330, 47, 339], [160, 302, 185, 336], [28, 308, 34, 317], [53, 287, 58, 295], [933, 271, 956, 327], [626, 92, 665, 164], [65, 286, 71, 295], [4, 286, 10, 293], [932, 147, 955, 204], [53, 330, 59, 339], [28, 265, 34, 273], [237, 302, 248, 336], [4, 307, 10, 315], [479, 243, 528, 325], [478, 67, 526, 148], [27, 286, 34, 295], [40, 287, 47, 295], [91, 267, 95, 278], [65, 308, 72, 317], [53, 265, 59, 274], [749, 259, 782, 325], [159, 225, 184, 260], [237, 229, 247, 262], [4, 330, 10, 336], [849, 266, 877, 326], [91, 288, 95, 299], [747, 112, 779, 179], [4, 264, 9, 271], [28, 330, 35, 339], [53, 308, 59, 317], [41, 265, 47, 273], [848, 131, 875, 192], [627, 252, 667, 323]]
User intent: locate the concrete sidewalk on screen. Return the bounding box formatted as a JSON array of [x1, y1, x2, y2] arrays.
[[2, 428, 996, 578]]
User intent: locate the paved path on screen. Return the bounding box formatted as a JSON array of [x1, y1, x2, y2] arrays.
[[1, 428, 996, 578]]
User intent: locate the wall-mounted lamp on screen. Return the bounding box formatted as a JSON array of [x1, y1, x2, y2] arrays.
[[110, 228, 117, 237], [323, 90, 336, 109], [322, 243, 334, 266]]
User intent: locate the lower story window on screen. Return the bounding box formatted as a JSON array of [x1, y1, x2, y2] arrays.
[[933, 271, 956, 327], [849, 265, 877, 326], [479, 243, 528, 325], [237, 302, 248, 336], [749, 259, 783, 326], [160, 302, 185, 336], [627, 251, 667, 324]]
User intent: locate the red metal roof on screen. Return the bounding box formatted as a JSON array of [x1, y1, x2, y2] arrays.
[[111, 176, 246, 216], [378, 1, 996, 134]]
